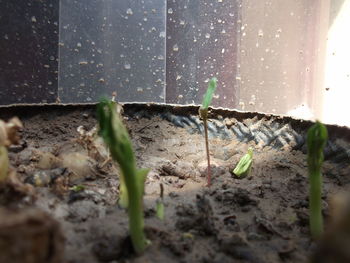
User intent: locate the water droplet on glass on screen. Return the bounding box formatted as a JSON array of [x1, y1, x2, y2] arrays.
[[31, 16, 37, 23], [137, 87, 144, 92], [77, 42, 82, 47], [126, 8, 133, 15], [159, 31, 166, 38], [173, 44, 179, 51], [239, 101, 245, 109], [124, 63, 131, 69], [205, 33, 210, 39], [168, 8, 173, 14], [258, 29, 264, 37]]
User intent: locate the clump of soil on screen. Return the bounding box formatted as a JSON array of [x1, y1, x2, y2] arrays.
[[0, 207, 64, 263], [0, 104, 350, 263]]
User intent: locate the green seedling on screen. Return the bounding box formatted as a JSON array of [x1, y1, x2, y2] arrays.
[[156, 183, 165, 220], [97, 98, 149, 254], [0, 146, 9, 182], [307, 121, 328, 240], [199, 77, 218, 186], [70, 185, 85, 192], [233, 148, 253, 177], [116, 159, 129, 207], [109, 94, 128, 209], [118, 172, 129, 208], [182, 232, 194, 240]]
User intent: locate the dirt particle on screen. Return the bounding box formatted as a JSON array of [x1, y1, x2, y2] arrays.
[[215, 188, 258, 207], [175, 195, 216, 236]]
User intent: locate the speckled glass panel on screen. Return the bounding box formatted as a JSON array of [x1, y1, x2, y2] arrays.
[[0, 0, 59, 105], [58, 0, 166, 103], [166, 0, 240, 108]]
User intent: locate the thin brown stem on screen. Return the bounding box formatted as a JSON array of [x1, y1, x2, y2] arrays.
[[203, 118, 211, 187], [160, 183, 164, 199]]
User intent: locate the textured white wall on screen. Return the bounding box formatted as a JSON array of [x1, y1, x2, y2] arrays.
[[323, 0, 350, 126], [237, 1, 341, 125]]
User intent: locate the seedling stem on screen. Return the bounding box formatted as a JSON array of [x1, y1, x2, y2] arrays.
[[98, 99, 149, 254], [307, 120, 327, 240], [199, 77, 218, 186]]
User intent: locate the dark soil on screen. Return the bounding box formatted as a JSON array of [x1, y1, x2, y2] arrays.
[[1, 104, 350, 263]]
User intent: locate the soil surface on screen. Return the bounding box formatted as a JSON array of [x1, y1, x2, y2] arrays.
[[1, 104, 350, 263]]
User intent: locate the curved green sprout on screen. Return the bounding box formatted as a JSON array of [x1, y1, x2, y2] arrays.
[[233, 148, 253, 177], [201, 77, 218, 110], [156, 201, 165, 221], [199, 77, 218, 186], [97, 98, 149, 254], [156, 183, 165, 220], [307, 121, 328, 240], [0, 146, 9, 182], [118, 172, 129, 208]]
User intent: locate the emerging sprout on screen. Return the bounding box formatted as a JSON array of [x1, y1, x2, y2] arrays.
[[156, 183, 165, 220], [199, 77, 218, 186], [307, 121, 328, 240], [97, 98, 149, 254], [70, 185, 85, 192], [0, 146, 9, 182], [233, 148, 253, 177], [118, 172, 129, 209]]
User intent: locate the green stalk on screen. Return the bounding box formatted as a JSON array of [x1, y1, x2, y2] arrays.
[[156, 183, 165, 220], [199, 77, 218, 186], [0, 146, 9, 182], [118, 172, 129, 208], [203, 118, 211, 186], [97, 99, 149, 254], [307, 121, 328, 240]]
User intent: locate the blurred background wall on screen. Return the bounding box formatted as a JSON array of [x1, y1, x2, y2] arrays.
[[0, 0, 349, 126]]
